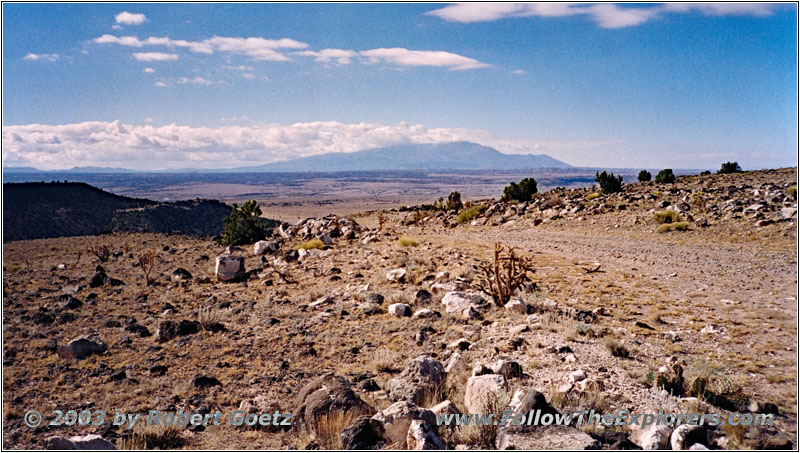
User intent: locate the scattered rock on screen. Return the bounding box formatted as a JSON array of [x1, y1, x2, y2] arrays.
[[294, 373, 374, 435], [215, 255, 245, 282], [371, 400, 436, 447], [191, 375, 222, 388], [57, 334, 107, 360], [45, 434, 116, 450], [441, 291, 485, 314], [171, 268, 192, 281], [411, 309, 441, 320], [406, 420, 446, 450], [671, 424, 707, 450], [504, 297, 527, 315], [340, 416, 386, 450], [388, 303, 411, 317], [386, 268, 407, 283], [636, 423, 672, 450], [497, 424, 599, 450], [254, 240, 280, 256], [385, 355, 446, 405], [414, 289, 432, 303], [464, 374, 506, 413]]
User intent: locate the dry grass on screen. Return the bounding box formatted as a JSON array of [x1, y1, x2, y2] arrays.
[[294, 238, 324, 250], [398, 236, 419, 247], [653, 209, 680, 224]]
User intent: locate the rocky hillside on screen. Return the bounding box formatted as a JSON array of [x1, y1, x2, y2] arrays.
[[3, 182, 235, 241], [1, 168, 796, 450]]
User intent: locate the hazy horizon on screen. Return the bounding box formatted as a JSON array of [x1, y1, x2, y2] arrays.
[[2, 3, 797, 171]]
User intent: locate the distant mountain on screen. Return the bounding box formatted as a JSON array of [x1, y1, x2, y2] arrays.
[[2, 182, 252, 242], [3, 166, 135, 174], [235, 141, 572, 172], [3, 166, 41, 173]]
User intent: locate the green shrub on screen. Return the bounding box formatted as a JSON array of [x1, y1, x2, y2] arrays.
[[595, 171, 623, 194], [657, 221, 689, 233], [655, 169, 675, 184], [700, 170, 711, 176], [457, 205, 486, 224], [586, 192, 600, 201], [717, 161, 742, 174], [638, 170, 652, 182], [219, 200, 266, 246], [293, 238, 324, 250], [653, 209, 680, 224], [501, 177, 538, 202], [398, 237, 419, 247], [788, 185, 797, 200], [433, 190, 464, 212]]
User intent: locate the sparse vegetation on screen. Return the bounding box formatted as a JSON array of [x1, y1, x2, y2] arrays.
[[219, 200, 267, 246], [294, 238, 324, 250], [788, 185, 797, 200], [475, 242, 536, 305], [653, 209, 680, 224], [638, 170, 652, 182], [88, 243, 111, 262], [718, 161, 742, 174], [700, 170, 712, 176], [657, 221, 688, 233], [457, 205, 486, 224], [136, 250, 156, 286], [434, 190, 464, 212], [595, 171, 623, 194], [605, 339, 630, 358], [500, 177, 537, 202], [655, 168, 676, 184], [586, 192, 600, 201], [398, 236, 419, 247]]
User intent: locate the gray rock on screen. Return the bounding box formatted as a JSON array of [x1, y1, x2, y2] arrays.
[[388, 303, 411, 317], [294, 373, 374, 435], [56, 334, 107, 360], [340, 416, 385, 450], [45, 434, 116, 450], [412, 309, 441, 320], [385, 355, 446, 405], [637, 424, 672, 450], [386, 268, 407, 283], [504, 297, 527, 315], [496, 425, 599, 450], [253, 240, 280, 256], [464, 374, 506, 413], [407, 420, 446, 450], [371, 400, 436, 447], [671, 424, 706, 450], [215, 255, 245, 282], [441, 291, 485, 314]]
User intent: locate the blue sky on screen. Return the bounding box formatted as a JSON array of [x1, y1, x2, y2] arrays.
[[2, 3, 797, 170]]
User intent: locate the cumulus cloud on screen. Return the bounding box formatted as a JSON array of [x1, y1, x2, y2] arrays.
[[115, 12, 147, 25], [133, 52, 178, 61], [178, 76, 213, 85], [296, 48, 358, 65], [426, 2, 776, 28], [143, 67, 155, 73], [512, 69, 526, 75], [0, 120, 499, 170], [95, 34, 308, 61], [95, 34, 488, 69], [360, 48, 490, 70], [153, 81, 167, 87], [22, 53, 59, 62], [0, 120, 621, 170]]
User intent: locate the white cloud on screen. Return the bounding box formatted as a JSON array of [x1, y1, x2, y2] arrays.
[[22, 53, 59, 62], [426, 2, 776, 28], [296, 48, 358, 64], [112, 25, 122, 30], [512, 69, 526, 75], [0, 120, 511, 170], [115, 12, 147, 25], [95, 34, 308, 61], [133, 52, 178, 62], [153, 81, 167, 87], [178, 76, 213, 85], [143, 67, 155, 73], [359, 48, 490, 70]]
